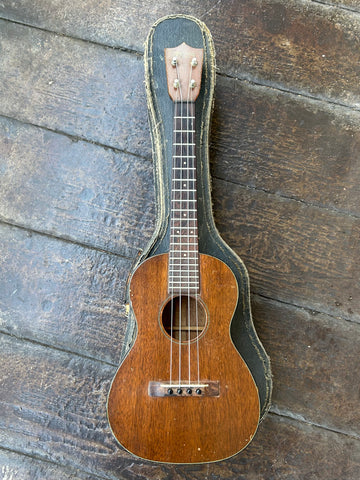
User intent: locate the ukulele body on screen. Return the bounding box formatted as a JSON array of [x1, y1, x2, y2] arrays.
[[108, 15, 272, 462], [108, 253, 259, 463]]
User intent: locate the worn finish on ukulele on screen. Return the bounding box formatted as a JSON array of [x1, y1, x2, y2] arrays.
[[107, 253, 259, 463]]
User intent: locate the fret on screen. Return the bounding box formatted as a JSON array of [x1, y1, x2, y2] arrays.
[[169, 260, 199, 264], [174, 116, 195, 119], [172, 189, 196, 192], [171, 226, 197, 229], [174, 129, 195, 132], [171, 209, 197, 212], [173, 155, 196, 158], [170, 254, 198, 258], [169, 268, 198, 271], [170, 241, 197, 251], [172, 179, 196, 182], [173, 143, 195, 146]]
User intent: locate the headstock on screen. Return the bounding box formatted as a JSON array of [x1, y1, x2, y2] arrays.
[[164, 42, 203, 102]]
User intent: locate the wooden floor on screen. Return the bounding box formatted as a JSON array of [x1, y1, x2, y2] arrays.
[[0, 1, 359, 478]]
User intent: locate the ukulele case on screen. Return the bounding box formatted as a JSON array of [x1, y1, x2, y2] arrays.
[[122, 14, 272, 421]]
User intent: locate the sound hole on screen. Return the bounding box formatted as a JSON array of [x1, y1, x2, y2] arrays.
[[161, 296, 207, 342]]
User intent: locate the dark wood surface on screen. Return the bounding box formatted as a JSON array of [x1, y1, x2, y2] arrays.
[[0, 1, 359, 478]]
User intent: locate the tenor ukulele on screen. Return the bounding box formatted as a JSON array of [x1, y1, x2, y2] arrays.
[[107, 41, 260, 464]]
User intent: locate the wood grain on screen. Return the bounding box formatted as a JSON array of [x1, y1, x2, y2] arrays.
[[1, 30, 360, 218], [0, 116, 359, 325], [211, 76, 360, 217], [1, 334, 359, 479], [0, 223, 131, 365], [212, 178, 360, 323], [0, 449, 100, 480], [0, 19, 150, 157], [252, 295, 360, 437], [1, 0, 360, 105], [0, 224, 359, 437], [108, 253, 259, 463], [0, 116, 155, 258]]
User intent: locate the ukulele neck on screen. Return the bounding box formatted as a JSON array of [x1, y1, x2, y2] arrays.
[[168, 101, 199, 295]]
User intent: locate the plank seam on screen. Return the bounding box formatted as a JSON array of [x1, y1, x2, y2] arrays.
[[217, 70, 360, 114], [0, 217, 358, 328], [0, 329, 118, 368], [0, 16, 142, 58], [269, 409, 360, 441], [0, 218, 136, 261], [1, 329, 359, 442], [310, 0, 360, 15], [213, 174, 360, 220], [0, 113, 149, 163], [254, 293, 360, 327], [0, 445, 113, 480], [1, 16, 359, 113], [1, 112, 359, 221]]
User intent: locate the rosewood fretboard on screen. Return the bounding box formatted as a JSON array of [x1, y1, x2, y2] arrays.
[[168, 102, 199, 294]]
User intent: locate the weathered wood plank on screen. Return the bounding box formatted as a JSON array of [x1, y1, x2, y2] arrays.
[[1, 1, 360, 106], [1, 115, 359, 324], [1, 334, 359, 479], [0, 223, 131, 365], [0, 19, 150, 157], [1, 112, 359, 322], [212, 178, 360, 323], [211, 76, 360, 217], [0, 449, 103, 480], [1, 23, 360, 217], [1, 224, 359, 436], [252, 295, 360, 437], [0, 116, 155, 258]]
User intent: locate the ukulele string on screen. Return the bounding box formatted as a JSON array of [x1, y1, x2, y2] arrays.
[[190, 70, 200, 387], [169, 69, 182, 387], [186, 64, 193, 386], [175, 61, 183, 388], [169, 96, 177, 388]]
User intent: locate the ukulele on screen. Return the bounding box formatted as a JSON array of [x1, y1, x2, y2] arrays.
[[107, 41, 260, 464]]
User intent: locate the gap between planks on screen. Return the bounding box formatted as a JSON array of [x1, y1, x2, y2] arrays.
[[1, 111, 359, 222], [0, 217, 135, 261], [0, 445, 111, 480], [0, 15, 360, 114], [1, 328, 358, 442], [310, 0, 360, 15], [0, 210, 358, 328], [212, 174, 360, 221]]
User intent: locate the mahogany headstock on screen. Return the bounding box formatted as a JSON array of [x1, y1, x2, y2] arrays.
[[164, 42, 204, 102]]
